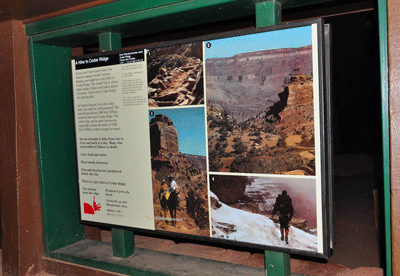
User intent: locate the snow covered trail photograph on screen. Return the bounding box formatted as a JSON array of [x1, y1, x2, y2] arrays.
[[209, 175, 318, 252]]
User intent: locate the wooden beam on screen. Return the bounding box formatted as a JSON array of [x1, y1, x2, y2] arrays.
[[0, 19, 44, 276], [22, 0, 117, 24], [42, 257, 125, 276]]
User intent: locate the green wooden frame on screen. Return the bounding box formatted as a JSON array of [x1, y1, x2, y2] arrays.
[[27, 0, 391, 275], [377, 0, 391, 274]]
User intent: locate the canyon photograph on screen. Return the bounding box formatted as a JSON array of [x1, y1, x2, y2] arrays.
[[209, 174, 318, 252], [147, 42, 204, 107], [205, 26, 317, 175], [148, 107, 210, 236]]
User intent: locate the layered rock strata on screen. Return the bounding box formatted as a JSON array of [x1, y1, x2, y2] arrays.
[[206, 45, 312, 122]]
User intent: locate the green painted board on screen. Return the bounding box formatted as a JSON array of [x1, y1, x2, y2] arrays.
[[25, 0, 336, 36], [99, 32, 122, 51], [255, 0, 282, 28], [112, 229, 135, 258], [25, 0, 187, 36], [97, 31, 136, 259], [28, 0, 255, 47], [255, 3, 290, 274], [26, 0, 253, 37], [264, 250, 290, 276], [377, 0, 392, 275]]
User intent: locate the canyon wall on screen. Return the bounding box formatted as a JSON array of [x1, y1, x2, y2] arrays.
[[206, 45, 312, 122]]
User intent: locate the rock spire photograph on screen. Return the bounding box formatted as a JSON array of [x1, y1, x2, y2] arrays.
[[149, 107, 210, 236]]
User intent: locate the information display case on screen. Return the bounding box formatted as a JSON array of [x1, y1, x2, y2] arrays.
[[70, 18, 332, 259]]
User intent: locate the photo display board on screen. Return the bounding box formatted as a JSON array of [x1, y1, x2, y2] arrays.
[[71, 19, 332, 258]]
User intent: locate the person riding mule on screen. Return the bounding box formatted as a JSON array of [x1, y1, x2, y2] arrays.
[[169, 175, 180, 207], [159, 180, 170, 211], [158, 178, 180, 226]]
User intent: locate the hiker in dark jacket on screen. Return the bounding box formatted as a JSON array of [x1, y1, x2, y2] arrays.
[[271, 190, 294, 244]]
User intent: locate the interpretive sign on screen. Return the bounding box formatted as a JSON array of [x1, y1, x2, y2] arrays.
[[71, 19, 332, 258]]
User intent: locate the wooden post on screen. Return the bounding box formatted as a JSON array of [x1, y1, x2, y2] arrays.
[[264, 250, 291, 276], [255, 0, 282, 28], [0, 20, 45, 275]]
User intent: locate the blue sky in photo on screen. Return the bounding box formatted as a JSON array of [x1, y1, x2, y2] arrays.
[[149, 107, 206, 156], [205, 25, 312, 59]]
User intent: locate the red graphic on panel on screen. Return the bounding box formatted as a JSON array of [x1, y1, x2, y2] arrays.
[[84, 196, 101, 214]]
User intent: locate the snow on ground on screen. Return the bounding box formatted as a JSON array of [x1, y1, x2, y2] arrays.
[[210, 192, 318, 252]]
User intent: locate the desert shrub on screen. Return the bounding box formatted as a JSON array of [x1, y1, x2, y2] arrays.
[[276, 137, 287, 148], [248, 130, 261, 137], [264, 124, 277, 134], [230, 154, 254, 172], [229, 149, 308, 174], [268, 148, 286, 157], [209, 150, 222, 171], [218, 127, 228, 136], [186, 164, 201, 175], [208, 119, 219, 129], [260, 152, 306, 173], [239, 121, 249, 130], [221, 118, 234, 132], [230, 155, 247, 172], [186, 189, 209, 229], [254, 136, 263, 144], [218, 134, 227, 142], [233, 136, 241, 143], [217, 143, 226, 155], [233, 139, 247, 154]]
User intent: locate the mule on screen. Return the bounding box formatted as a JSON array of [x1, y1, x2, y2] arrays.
[[160, 190, 180, 226]]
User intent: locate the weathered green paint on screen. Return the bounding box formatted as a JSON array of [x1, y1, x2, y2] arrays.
[[99, 32, 121, 52], [255, 0, 282, 28], [27, 0, 255, 47], [26, 0, 254, 39], [28, 40, 85, 254], [112, 228, 135, 258], [25, 0, 336, 36], [25, 0, 188, 36], [377, 0, 391, 275], [264, 250, 291, 276]]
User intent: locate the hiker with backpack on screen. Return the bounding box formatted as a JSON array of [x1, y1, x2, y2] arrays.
[[271, 190, 294, 244]]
